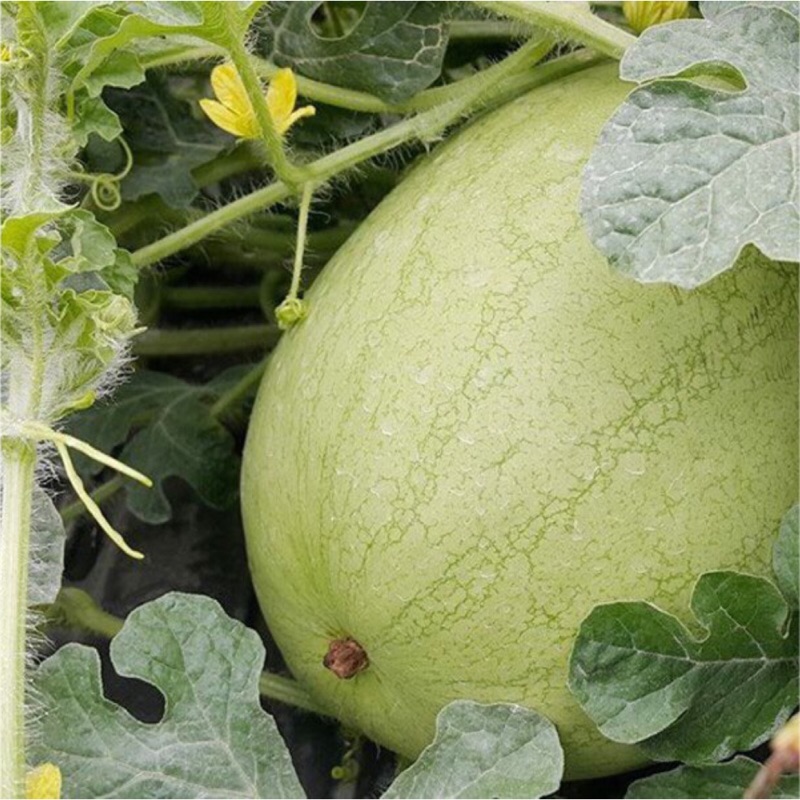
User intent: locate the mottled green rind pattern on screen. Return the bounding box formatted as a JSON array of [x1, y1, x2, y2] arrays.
[[241, 64, 798, 779]]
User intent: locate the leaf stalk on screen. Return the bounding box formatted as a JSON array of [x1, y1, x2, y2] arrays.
[[0, 440, 36, 798], [478, 1, 636, 60], [132, 39, 591, 271]]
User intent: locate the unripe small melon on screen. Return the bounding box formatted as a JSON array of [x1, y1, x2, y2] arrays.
[[241, 64, 798, 778]]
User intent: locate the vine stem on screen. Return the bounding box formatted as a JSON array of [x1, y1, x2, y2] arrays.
[[288, 184, 314, 302], [44, 588, 326, 715], [258, 673, 324, 715], [210, 360, 267, 419], [162, 285, 262, 311], [131, 37, 571, 270], [213, 4, 308, 189], [275, 183, 315, 327], [133, 324, 279, 357], [1, 8, 56, 793], [478, 2, 636, 60], [0, 441, 36, 799]]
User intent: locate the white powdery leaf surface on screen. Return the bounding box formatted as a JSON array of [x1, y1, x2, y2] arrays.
[[626, 756, 800, 799], [383, 701, 563, 799], [32, 592, 305, 799], [568, 569, 799, 764], [580, 3, 799, 288], [28, 488, 66, 607]]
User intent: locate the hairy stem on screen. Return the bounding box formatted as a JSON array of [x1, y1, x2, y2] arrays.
[[478, 2, 635, 59], [1, 12, 55, 785], [132, 38, 572, 270], [449, 18, 526, 41], [213, 4, 307, 188], [131, 183, 290, 269], [15, 4, 51, 212], [0, 441, 36, 799], [285, 184, 314, 303]]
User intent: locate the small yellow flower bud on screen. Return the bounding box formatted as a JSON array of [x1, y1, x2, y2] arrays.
[[26, 763, 62, 799]]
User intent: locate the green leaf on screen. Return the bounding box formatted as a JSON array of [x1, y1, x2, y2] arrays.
[[81, 49, 144, 97], [626, 756, 800, 799], [89, 73, 231, 207], [34, 1, 113, 47], [101, 248, 139, 300], [775, 504, 800, 604], [36, 4, 145, 145], [70, 1, 259, 95], [68, 369, 245, 524], [31, 592, 305, 799], [259, 2, 451, 103], [0, 211, 65, 261], [52, 211, 137, 301], [124, 1, 211, 27], [580, 4, 799, 288], [72, 95, 122, 145], [60, 209, 117, 273], [28, 488, 65, 607], [382, 701, 563, 799], [568, 570, 799, 763]]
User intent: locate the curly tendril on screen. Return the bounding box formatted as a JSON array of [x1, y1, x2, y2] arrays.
[[66, 135, 134, 211]]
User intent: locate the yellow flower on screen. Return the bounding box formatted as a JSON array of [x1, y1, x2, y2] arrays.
[[1, 43, 12, 62], [26, 763, 62, 799], [200, 63, 315, 139], [623, 1, 689, 34]]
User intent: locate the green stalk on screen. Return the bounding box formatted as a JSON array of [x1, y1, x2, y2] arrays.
[[137, 43, 221, 72], [210, 360, 267, 419], [478, 2, 635, 59], [128, 13, 623, 115], [162, 285, 262, 311], [192, 143, 264, 187], [0, 9, 57, 794], [258, 673, 324, 715], [44, 588, 326, 715], [133, 324, 279, 357], [45, 588, 124, 639], [287, 185, 313, 302], [275, 182, 315, 328], [0, 441, 36, 799], [212, 4, 308, 188], [131, 182, 290, 269], [449, 19, 525, 41], [132, 38, 569, 270], [17, 8, 50, 212], [60, 476, 124, 525]]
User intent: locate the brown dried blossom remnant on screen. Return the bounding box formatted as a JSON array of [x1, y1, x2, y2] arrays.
[[323, 637, 369, 679], [745, 714, 800, 799]]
